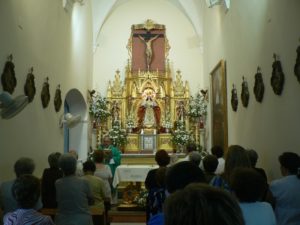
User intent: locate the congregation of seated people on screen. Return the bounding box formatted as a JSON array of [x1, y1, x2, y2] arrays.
[[1, 145, 300, 225]]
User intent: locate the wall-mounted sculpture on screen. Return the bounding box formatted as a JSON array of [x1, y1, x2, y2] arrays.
[[241, 76, 249, 107], [271, 54, 285, 95], [294, 43, 300, 83], [253, 67, 264, 103], [231, 84, 238, 112], [24, 67, 36, 102], [54, 85, 62, 112], [41, 77, 50, 108], [1, 54, 17, 94]]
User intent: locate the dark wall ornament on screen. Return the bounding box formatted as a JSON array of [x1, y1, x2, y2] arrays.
[[271, 54, 284, 95], [24, 67, 36, 102], [1, 54, 17, 94], [294, 43, 300, 83], [231, 84, 238, 112], [41, 77, 50, 108], [253, 67, 265, 103], [54, 85, 62, 112], [241, 76, 249, 107]]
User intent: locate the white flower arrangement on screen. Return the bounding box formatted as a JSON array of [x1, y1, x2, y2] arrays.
[[188, 90, 208, 118], [109, 120, 127, 147], [171, 121, 191, 146], [89, 92, 111, 123], [162, 112, 173, 129], [163, 120, 173, 129], [134, 190, 148, 208]]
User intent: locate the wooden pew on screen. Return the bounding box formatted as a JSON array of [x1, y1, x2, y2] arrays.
[[41, 207, 105, 225]]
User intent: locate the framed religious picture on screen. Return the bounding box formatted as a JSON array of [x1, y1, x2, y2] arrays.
[[210, 60, 228, 153]]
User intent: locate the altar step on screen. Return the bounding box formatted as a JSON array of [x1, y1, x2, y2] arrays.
[[108, 205, 146, 225]]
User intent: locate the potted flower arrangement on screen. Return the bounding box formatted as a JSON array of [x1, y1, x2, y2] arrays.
[[109, 120, 127, 147], [188, 90, 208, 118], [188, 90, 208, 128], [89, 92, 111, 125], [162, 113, 173, 133], [133, 189, 148, 210], [171, 121, 191, 152]]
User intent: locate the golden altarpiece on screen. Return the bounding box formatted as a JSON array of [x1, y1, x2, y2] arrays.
[[102, 20, 196, 154]]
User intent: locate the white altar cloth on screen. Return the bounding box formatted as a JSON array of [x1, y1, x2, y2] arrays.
[[113, 164, 158, 188]]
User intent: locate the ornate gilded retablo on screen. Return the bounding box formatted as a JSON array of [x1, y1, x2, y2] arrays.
[[241, 76, 249, 107], [231, 84, 238, 112], [1, 54, 17, 94], [271, 54, 284, 95], [24, 67, 36, 102], [253, 67, 264, 103]]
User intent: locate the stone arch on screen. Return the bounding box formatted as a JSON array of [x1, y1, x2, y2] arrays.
[[64, 88, 89, 161]]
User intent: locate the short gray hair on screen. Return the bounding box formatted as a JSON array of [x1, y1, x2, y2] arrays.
[[59, 153, 77, 176], [14, 157, 35, 177], [189, 152, 201, 166]]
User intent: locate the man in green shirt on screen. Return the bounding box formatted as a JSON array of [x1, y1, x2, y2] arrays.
[[98, 135, 121, 178]]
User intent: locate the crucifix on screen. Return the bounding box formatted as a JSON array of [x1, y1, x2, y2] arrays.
[[134, 31, 164, 70]]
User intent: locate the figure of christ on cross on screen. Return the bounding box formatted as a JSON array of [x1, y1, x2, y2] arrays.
[[137, 32, 161, 70]]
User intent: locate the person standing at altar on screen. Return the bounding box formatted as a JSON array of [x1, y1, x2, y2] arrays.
[[98, 136, 121, 205], [97, 135, 121, 179]]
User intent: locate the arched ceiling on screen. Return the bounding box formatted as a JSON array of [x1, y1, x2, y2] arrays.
[[92, 0, 205, 50]]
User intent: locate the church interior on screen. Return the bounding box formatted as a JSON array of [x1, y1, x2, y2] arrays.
[[0, 0, 300, 222]]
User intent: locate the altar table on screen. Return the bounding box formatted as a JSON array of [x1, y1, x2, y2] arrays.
[[113, 164, 158, 188]]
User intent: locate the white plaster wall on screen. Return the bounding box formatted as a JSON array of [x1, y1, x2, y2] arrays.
[[93, 0, 204, 95], [202, 0, 300, 180], [0, 0, 93, 181]]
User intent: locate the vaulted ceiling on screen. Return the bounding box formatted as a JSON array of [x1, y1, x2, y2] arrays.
[[92, 0, 205, 48]]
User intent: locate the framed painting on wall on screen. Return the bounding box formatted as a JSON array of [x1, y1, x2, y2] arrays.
[[210, 60, 228, 153]]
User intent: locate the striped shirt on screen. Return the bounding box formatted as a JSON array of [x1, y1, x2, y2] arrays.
[[4, 208, 54, 225]]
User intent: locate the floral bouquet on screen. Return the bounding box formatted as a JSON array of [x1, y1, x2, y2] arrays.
[[133, 189, 148, 209], [171, 121, 191, 146], [109, 120, 127, 147], [188, 90, 208, 118], [163, 120, 173, 129], [89, 92, 111, 123]]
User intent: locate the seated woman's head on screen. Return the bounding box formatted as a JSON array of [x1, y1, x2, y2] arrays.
[[211, 145, 224, 158], [203, 155, 219, 173], [155, 150, 170, 167], [188, 152, 201, 166], [83, 160, 96, 174], [93, 150, 104, 163], [166, 161, 205, 194], [230, 167, 266, 202], [14, 157, 35, 178], [278, 152, 300, 175], [224, 145, 251, 179], [48, 152, 62, 169], [59, 153, 77, 176], [12, 174, 40, 209], [164, 183, 245, 225]]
